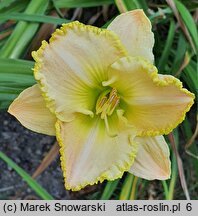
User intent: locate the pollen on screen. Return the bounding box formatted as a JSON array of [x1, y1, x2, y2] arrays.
[[96, 88, 120, 119]]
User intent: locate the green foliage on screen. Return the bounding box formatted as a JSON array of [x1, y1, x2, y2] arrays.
[[0, 13, 70, 25], [0, 151, 54, 200], [157, 20, 175, 73], [175, 0, 198, 52], [119, 173, 134, 200], [115, 0, 148, 12], [0, 58, 34, 109], [0, 0, 49, 58], [0, 0, 197, 200], [54, 0, 114, 8], [100, 179, 120, 200]]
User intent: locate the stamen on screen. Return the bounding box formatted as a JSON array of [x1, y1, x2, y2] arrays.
[[96, 88, 120, 137], [96, 88, 120, 118], [96, 96, 107, 115], [107, 98, 120, 116]]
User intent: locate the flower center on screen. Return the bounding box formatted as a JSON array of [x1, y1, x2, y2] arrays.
[[96, 88, 120, 119]]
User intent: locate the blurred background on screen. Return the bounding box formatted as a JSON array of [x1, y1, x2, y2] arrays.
[[0, 0, 197, 200]]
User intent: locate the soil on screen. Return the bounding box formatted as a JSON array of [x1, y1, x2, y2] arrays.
[[1, 106, 197, 200], [0, 110, 104, 200], [0, 5, 116, 200], [0, 111, 72, 199], [1, 4, 197, 200]]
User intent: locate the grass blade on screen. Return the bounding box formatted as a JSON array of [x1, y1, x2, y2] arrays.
[[0, 58, 35, 109], [0, 151, 54, 200], [162, 181, 169, 200], [0, 0, 29, 20], [171, 33, 187, 75], [0, 13, 70, 25], [129, 176, 139, 200], [55, 0, 114, 8], [167, 132, 178, 200], [100, 179, 120, 200], [115, 0, 148, 15], [175, 0, 198, 52], [0, 58, 35, 87], [182, 118, 198, 179], [0, 0, 49, 58], [182, 60, 198, 97], [168, 131, 190, 200], [0, 0, 16, 10], [166, 0, 196, 53], [119, 173, 134, 200], [0, 58, 34, 74], [157, 20, 175, 73]]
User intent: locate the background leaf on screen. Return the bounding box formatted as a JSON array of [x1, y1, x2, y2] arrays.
[[0, 151, 54, 200]]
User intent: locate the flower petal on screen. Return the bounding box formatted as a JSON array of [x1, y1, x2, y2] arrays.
[[8, 84, 56, 136], [55, 113, 138, 191], [32, 21, 127, 122], [107, 9, 154, 63], [129, 136, 171, 180], [104, 56, 194, 136]]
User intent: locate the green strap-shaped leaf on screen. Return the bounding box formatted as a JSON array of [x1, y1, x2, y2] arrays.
[[55, 0, 114, 8], [100, 179, 120, 200], [0, 0, 49, 58], [175, 0, 198, 52], [0, 58, 35, 110], [0, 151, 54, 200], [0, 13, 70, 25], [157, 20, 175, 73], [119, 173, 134, 200]]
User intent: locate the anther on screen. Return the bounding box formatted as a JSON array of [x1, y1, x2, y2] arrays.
[[96, 88, 120, 118]]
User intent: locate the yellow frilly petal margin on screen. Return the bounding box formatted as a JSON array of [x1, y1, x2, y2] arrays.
[[7, 11, 195, 191], [55, 113, 138, 191], [32, 21, 127, 122], [105, 56, 195, 136]]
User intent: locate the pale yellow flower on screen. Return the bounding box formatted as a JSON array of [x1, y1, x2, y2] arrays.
[[8, 10, 194, 191]]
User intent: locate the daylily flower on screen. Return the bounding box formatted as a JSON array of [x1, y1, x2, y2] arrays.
[[8, 10, 194, 191]]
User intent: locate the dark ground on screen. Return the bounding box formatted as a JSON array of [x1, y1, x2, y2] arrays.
[[0, 112, 103, 200], [0, 4, 197, 200], [0, 111, 71, 199], [0, 6, 116, 200], [0, 111, 198, 200]]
